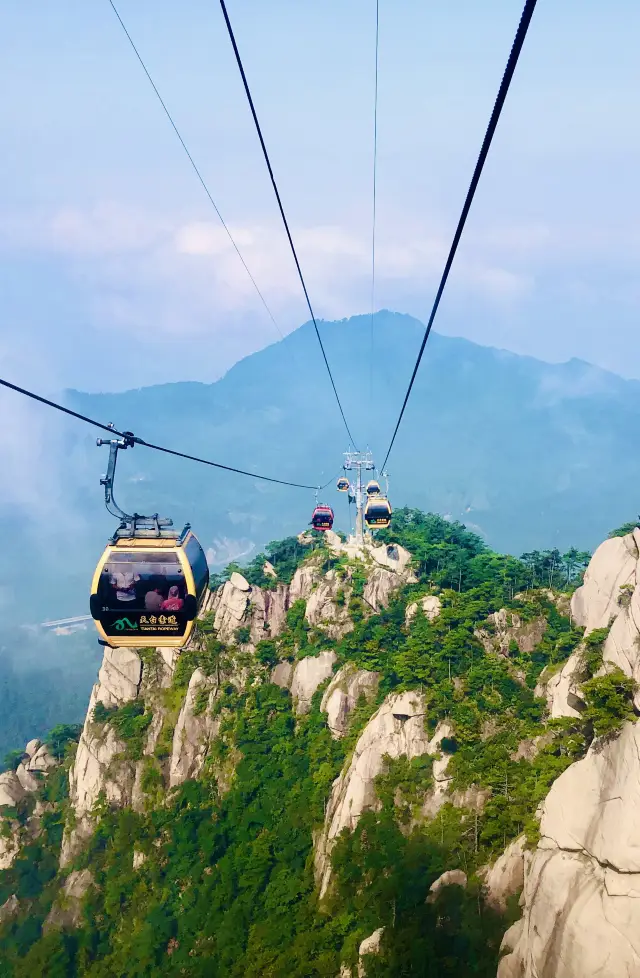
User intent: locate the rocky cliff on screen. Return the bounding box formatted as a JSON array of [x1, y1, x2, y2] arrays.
[[499, 529, 640, 978], [2, 513, 635, 978]]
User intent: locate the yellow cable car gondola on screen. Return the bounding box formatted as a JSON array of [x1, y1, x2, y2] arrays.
[[337, 476, 350, 492], [364, 495, 392, 528], [366, 479, 381, 496], [89, 434, 209, 648]]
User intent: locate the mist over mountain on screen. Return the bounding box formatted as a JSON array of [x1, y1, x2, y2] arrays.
[[2, 309, 640, 755], [67, 309, 640, 566]]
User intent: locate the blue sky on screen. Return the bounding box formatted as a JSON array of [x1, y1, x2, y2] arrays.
[[1, 0, 640, 393]]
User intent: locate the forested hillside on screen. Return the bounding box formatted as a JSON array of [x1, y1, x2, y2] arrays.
[[0, 510, 635, 977]]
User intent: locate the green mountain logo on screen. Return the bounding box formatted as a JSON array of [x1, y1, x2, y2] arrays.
[[113, 617, 138, 631]]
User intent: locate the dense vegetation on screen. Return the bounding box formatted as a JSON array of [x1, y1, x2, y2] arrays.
[[1, 509, 636, 977]]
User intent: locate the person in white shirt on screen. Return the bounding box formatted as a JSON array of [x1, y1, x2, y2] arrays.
[[110, 568, 140, 606]]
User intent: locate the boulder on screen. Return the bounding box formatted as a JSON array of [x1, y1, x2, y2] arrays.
[[15, 762, 39, 793], [427, 869, 467, 903], [229, 571, 251, 591], [320, 664, 379, 738], [358, 927, 385, 976], [290, 651, 337, 715], [315, 691, 428, 895], [405, 594, 441, 625], [369, 542, 413, 573], [27, 744, 57, 773], [24, 739, 41, 758]]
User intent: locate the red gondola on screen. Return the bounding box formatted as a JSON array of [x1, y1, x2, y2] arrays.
[[311, 504, 334, 531]]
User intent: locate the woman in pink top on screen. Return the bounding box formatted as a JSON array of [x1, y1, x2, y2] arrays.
[[161, 585, 184, 612]]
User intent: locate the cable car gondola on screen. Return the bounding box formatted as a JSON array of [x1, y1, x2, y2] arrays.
[[311, 504, 335, 531], [337, 477, 350, 492], [366, 479, 381, 496], [364, 495, 392, 528], [89, 434, 209, 648]]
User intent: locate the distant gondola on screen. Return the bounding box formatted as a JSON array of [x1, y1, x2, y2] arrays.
[[366, 479, 381, 496], [89, 434, 209, 648], [311, 504, 335, 531], [337, 477, 350, 492], [364, 495, 392, 528]]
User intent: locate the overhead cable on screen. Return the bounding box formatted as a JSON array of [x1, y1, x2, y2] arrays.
[[218, 0, 359, 450], [0, 377, 324, 490], [106, 0, 285, 345], [369, 0, 380, 407], [381, 0, 538, 471]]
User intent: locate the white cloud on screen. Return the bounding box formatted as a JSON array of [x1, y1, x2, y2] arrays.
[[0, 203, 537, 318]]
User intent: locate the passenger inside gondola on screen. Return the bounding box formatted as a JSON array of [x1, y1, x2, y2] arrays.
[[144, 588, 164, 612], [98, 553, 186, 612]]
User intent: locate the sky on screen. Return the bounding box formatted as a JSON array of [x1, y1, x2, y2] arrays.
[[1, 0, 640, 396]]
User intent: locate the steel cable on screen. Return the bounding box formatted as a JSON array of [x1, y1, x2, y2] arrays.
[[381, 0, 538, 471], [218, 0, 359, 450], [0, 377, 325, 490]]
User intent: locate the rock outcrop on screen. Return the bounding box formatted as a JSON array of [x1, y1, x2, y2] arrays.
[[209, 572, 252, 644], [315, 691, 428, 895], [477, 608, 547, 660], [483, 835, 525, 912], [535, 652, 585, 719], [207, 543, 414, 651], [95, 647, 143, 707], [0, 894, 19, 924], [427, 869, 467, 903], [405, 593, 442, 625], [320, 664, 380, 738], [0, 771, 26, 809], [44, 870, 95, 932], [304, 569, 353, 640], [0, 738, 60, 870], [500, 720, 640, 977], [571, 531, 639, 634], [290, 651, 337, 715], [421, 721, 455, 817], [572, 528, 640, 709], [0, 821, 20, 871], [337, 927, 385, 978], [357, 927, 385, 977], [497, 534, 640, 977], [169, 669, 219, 788], [61, 647, 173, 865]]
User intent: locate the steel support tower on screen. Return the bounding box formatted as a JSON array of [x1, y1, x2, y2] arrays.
[[343, 449, 376, 544]]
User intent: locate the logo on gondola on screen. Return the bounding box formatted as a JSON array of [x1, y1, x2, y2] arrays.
[[113, 617, 138, 631]]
